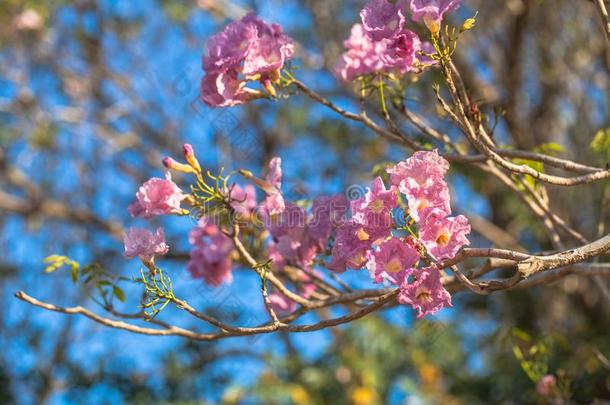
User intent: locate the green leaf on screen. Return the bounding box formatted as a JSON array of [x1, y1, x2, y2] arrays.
[[43, 255, 80, 281], [113, 286, 126, 302], [591, 128, 610, 161]]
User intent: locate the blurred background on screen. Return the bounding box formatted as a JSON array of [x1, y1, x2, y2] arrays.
[[1, 0, 609, 403]]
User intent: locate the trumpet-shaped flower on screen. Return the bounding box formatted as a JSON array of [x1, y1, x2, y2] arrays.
[[229, 184, 258, 216], [380, 29, 422, 73], [187, 217, 234, 286], [367, 237, 419, 284], [387, 150, 449, 195], [123, 227, 169, 262], [128, 172, 186, 218], [419, 210, 470, 260], [351, 177, 398, 237], [409, 0, 461, 34], [360, 0, 407, 41], [328, 221, 374, 272], [335, 24, 388, 82], [398, 265, 452, 318]]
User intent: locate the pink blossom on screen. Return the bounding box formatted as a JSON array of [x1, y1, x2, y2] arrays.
[[360, 0, 407, 41], [240, 13, 295, 77], [123, 227, 169, 262], [409, 0, 461, 33], [398, 265, 452, 318], [201, 70, 260, 107], [265, 203, 308, 240], [203, 17, 256, 72], [229, 184, 257, 216], [201, 13, 294, 107], [308, 195, 349, 247], [260, 157, 285, 216], [387, 150, 450, 196], [380, 29, 422, 73], [187, 217, 234, 286], [419, 210, 470, 260], [128, 172, 187, 218], [335, 24, 388, 82], [351, 177, 398, 237], [406, 181, 451, 222], [328, 221, 374, 272], [536, 374, 557, 396], [417, 41, 439, 67], [268, 280, 316, 314], [367, 237, 419, 284], [266, 195, 348, 272], [269, 292, 297, 314]]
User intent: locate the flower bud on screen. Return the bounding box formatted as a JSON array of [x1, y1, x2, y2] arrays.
[[461, 17, 476, 32], [423, 16, 440, 36], [163, 156, 196, 174], [182, 144, 201, 173], [262, 78, 277, 98]]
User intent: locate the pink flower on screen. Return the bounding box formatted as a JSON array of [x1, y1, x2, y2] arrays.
[[128, 173, 187, 218], [536, 374, 557, 396], [409, 0, 461, 34], [328, 221, 374, 272], [367, 237, 419, 284], [406, 181, 451, 222], [269, 292, 297, 314], [265, 203, 308, 240], [335, 24, 388, 82], [419, 210, 470, 260], [360, 0, 407, 41], [308, 195, 349, 247], [229, 184, 257, 216], [123, 227, 169, 262], [203, 17, 256, 72], [240, 13, 295, 77], [201, 13, 294, 107], [187, 217, 234, 286], [398, 265, 452, 318], [351, 177, 398, 237], [417, 41, 439, 67], [201, 70, 260, 107], [266, 195, 348, 272], [380, 29, 422, 73], [260, 157, 285, 216], [388, 150, 449, 196], [268, 280, 316, 314]]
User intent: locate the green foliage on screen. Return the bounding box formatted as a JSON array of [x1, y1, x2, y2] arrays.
[[136, 269, 176, 318], [590, 128, 610, 162], [43, 255, 127, 304], [43, 255, 79, 282]]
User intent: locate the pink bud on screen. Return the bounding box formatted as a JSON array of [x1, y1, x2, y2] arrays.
[[163, 157, 175, 169], [183, 144, 194, 158], [182, 144, 201, 172], [162, 157, 196, 174]]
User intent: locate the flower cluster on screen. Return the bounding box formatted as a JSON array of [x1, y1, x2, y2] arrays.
[[187, 217, 235, 286], [122, 141, 469, 319], [328, 150, 470, 318], [201, 13, 295, 107], [122, 148, 194, 266], [335, 0, 461, 81]]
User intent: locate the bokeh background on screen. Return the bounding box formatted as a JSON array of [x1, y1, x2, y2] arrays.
[[1, 0, 609, 403]]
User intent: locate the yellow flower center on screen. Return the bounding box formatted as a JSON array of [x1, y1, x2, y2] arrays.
[[436, 230, 451, 246], [369, 199, 385, 213], [384, 258, 402, 274], [416, 286, 433, 303], [356, 227, 370, 241]]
